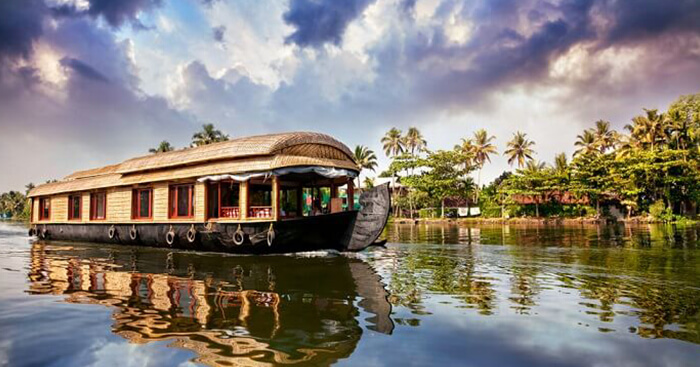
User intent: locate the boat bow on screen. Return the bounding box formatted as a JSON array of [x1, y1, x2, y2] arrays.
[[347, 183, 391, 251]]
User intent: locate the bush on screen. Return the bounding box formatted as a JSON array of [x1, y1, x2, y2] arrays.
[[649, 200, 666, 220]]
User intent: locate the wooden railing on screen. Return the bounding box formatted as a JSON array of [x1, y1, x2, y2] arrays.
[[220, 207, 240, 218], [249, 207, 273, 219]]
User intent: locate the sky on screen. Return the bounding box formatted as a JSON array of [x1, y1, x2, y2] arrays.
[[1, 0, 700, 192]]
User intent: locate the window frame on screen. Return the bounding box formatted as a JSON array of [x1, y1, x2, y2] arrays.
[[169, 183, 195, 219], [39, 197, 51, 221], [90, 191, 107, 221], [132, 188, 153, 220], [68, 194, 82, 221]]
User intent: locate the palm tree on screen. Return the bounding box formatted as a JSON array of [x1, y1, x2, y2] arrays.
[[504, 131, 535, 168], [574, 129, 598, 156], [593, 120, 617, 153], [353, 145, 378, 188], [666, 109, 694, 151], [521, 160, 547, 174], [472, 129, 498, 188], [404, 127, 427, 156], [191, 123, 229, 147], [625, 109, 667, 150], [149, 140, 175, 154], [553, 152, 568, 173], [455, 138, 476, 171], [381, 128, 405, 157], [25, 183, 35, 196]]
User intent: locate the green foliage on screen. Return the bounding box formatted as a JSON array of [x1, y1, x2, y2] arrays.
[[379, 91, 700, 221], [191, 123, 229, 147], [649, 200, 666, 220], [0, 190, 28, 219], [402, 149, 475, 215]]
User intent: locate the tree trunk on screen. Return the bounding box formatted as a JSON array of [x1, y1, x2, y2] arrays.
[[596, 199, 600, 217], [535, 202, 539, 217], [441, 198, 445, 218]]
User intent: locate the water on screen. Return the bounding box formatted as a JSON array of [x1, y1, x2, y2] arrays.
[[1, 222, 699, 366]]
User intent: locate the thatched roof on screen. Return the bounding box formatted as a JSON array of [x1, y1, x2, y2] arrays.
[[29, 132, 358, 197]]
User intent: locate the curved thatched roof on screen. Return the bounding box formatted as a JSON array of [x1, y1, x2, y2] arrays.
[[29, 132, 357, 197], [117, 132, 354, 175]]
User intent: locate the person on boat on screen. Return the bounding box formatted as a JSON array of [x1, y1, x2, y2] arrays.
[[312, 198, 323, 216]]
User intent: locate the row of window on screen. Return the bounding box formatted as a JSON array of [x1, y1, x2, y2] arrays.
[[37, 183, 279, 221], [39, 192, 106, 221], [37, 185, 194, 221]]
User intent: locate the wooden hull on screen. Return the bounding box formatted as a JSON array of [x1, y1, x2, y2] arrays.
[[29, 184, 391, 254]]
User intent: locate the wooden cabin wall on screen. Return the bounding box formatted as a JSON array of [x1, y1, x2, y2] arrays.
[[51, 195, 68, 222], [82, 193, 90, 222], [195, 182, 205, 222], [32, 199, 39, 223], [153, 183, 169, 221], [106, 187, 132, 222]]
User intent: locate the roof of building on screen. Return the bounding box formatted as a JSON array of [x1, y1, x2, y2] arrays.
[[29, 132, 357, 197]]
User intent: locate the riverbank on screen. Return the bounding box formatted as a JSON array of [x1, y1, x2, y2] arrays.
[[391, 216, 699, 225]]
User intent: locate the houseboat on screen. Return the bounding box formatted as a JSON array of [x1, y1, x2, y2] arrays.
[[27, 132, 390, 253]]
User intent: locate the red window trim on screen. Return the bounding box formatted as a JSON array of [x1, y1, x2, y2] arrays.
[[205, 181, 242, 219], [132, 188, 153, 220], [90, 191, 107, 221], [39, 197, 51, 221], [169, 183, 195, 219], [68, 194, 82, 221]]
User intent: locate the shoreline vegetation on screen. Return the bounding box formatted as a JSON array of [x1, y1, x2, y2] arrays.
[[357, 92, 700, 224]]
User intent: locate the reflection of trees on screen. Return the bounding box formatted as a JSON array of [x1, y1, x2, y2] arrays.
[[385, 222, 700, 343], [508, 266, 540, 314], [386, 246, 497, 316]]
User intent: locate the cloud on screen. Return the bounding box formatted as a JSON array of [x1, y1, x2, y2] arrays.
[[3, 0, 700, 192], [283, 0, 377, 47], [0, 0, 46, 62], [51, 0, 163, 29], [0, 5, 192, 191], [212, 25, 225, 43], [60, 57, 110, 82]]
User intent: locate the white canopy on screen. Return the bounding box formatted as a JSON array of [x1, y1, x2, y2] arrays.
[[197, 166, 358, 182]]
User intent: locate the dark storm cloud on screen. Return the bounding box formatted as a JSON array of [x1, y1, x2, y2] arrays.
[[60, 58, 110, 83], [283, 0, 377, 47], [52, 0, 163, 28], [598, 0, 700, 46], [0, 0, 46, 61], [213, 25, 226, 43], [369, 0, 700, 111]]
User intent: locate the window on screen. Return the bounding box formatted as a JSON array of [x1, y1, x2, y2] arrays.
[[169, 184, 194, 218], [90, 192, 107, 220], [249, 184, 272, 206], [206, 182, 240, 219], [132, 188, 153, 219], [279, 188, 298, 217], [249, 184, 272, 218], [68, 195, 81, 220], [39, 197, 50, 220]]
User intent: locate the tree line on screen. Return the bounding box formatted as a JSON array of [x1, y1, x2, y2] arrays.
[[353, 92, 700, 220]]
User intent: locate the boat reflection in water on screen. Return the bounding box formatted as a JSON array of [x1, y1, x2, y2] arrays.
[[26, 242, 393, 366]]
